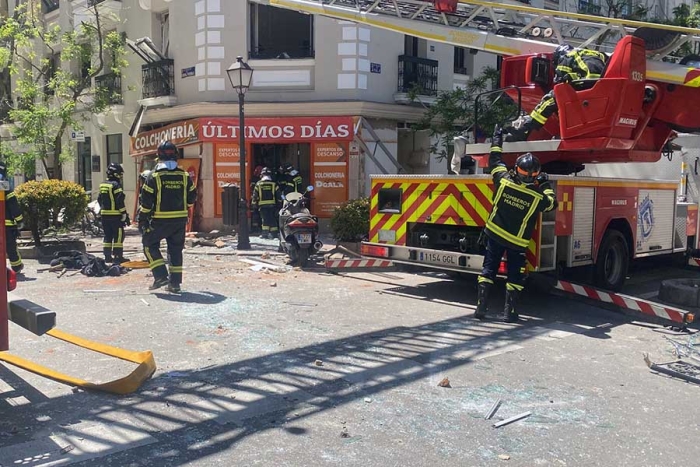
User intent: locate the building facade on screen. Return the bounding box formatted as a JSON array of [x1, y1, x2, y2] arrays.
[[4, 0, 498, 231]]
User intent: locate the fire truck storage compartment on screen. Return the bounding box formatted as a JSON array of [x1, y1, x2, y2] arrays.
[[636, 189, 675, 256], [407, 222, 483, 255]]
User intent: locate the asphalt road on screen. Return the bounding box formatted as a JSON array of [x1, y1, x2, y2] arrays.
[[1, 234, 699, 466]]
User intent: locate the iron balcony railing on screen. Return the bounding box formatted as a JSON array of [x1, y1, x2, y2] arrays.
[[142, 59, 175, 99], [95, 73, 123, 105], [397, 55, 439, 96]]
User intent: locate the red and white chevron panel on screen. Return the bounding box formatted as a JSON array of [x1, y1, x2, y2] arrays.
[[325, 258, 394, 270], [688, 257, 700, 268], [555, 280, 689, 325]]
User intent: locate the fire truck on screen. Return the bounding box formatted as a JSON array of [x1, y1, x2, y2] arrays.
[[261, 1, 700, 325]]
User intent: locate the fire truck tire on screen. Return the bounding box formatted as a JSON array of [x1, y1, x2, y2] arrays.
[[658, 279, 700, 308], [594, 229, 629, 292]]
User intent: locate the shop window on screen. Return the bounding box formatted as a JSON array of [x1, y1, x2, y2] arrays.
[[249, 2, 314, 59], [106, 133, 123, 164], [378, 188, 402, 214]]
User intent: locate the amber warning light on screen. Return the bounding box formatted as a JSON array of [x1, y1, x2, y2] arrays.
[[361, 244, 389, 258]]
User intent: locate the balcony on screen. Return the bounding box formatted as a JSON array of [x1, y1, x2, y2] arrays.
[[139, 59, 177, 107], [395, 55, 438, 104], [95, 73, 123, 106]]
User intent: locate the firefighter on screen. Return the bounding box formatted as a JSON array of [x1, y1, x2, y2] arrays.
[[505, 43, 607, 142], [98, 162, 129, 264], [250, 165, 264, 233], [281, 163, 303, 195], [251, 167, 280, 239], [139, 141, 197, 293], [0, 162, 24, 273], [474, 125, 557, 323]]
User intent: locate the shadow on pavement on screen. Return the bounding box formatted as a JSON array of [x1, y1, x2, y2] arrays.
[[153, 291, 227, 305], [0, 277, 630, 465]]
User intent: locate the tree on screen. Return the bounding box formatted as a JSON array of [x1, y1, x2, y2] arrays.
[[411, 67, 517, 162], [0, 0, 127, 179]]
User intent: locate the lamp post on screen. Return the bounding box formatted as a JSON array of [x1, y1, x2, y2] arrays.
[[227, 56, 254, 250]]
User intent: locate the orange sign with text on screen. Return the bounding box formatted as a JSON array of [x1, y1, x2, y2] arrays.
[[312, 142, 348, 217], [214, 143, 241, 217]]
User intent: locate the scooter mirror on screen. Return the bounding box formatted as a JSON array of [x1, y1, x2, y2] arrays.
[[306, 185, 314, 192]]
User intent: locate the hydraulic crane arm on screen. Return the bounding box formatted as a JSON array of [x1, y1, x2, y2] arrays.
[[254, 0, 700, 88]]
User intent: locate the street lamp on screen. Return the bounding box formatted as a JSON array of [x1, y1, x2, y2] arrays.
[[227, 56, 254, 250]]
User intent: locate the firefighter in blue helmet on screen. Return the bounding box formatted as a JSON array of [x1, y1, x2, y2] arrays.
[[139, 140, 197, 293], [0, 162, 24, 273], [252, 167, 281, 239], [98, 162, 129, 263], [474, 125, 557, 323]]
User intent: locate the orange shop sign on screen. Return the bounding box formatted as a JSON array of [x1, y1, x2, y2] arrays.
[[130, 119, 200, 156], [214, 143, 240, 217], [200, 117, 355, 143]]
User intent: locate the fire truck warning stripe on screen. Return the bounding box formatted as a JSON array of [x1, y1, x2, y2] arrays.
[[555, 280, 688, 324], [389, 182, 442, 243], [325, 259, 394, 269], [373, 183, 421, 234]]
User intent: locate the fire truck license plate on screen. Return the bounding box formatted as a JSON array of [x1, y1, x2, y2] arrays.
[[418, 251, 457, 266], [297, 233, 312, 245]]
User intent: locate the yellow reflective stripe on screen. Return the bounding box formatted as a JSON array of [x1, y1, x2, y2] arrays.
[[112, 243, 124, 248], [155, 175, 162, 215], [170, 266, 183, 273], [153, 211, 189, 219], [182, 173, 188, 209], [506, 283, 524, 291], [101, 210, 122, 215], [117, 228, 123, 246], [140, 207, 152, 213], [486, 222, 530, 248], [531, 111, 547, 124], [491, 165, 507, 176], [503, 179, 544, 200], [149, 259, 166, 270], [144, 247, 155, 263], [478, 276, 494, 284], [114, 188, 123, 194], [10, 259, 22, 267], [491, 146, 502, 153], [518, 197, 540, 239], [189, 184, 196, 192], [14, 214, 23, 222], [543, 189, 556, 211], [142, 185, 154, 193]]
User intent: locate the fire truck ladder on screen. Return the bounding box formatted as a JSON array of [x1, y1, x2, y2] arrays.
[[255, 0, 700, 88]]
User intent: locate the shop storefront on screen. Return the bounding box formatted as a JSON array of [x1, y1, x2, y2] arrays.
[[130, 116, 355, 230]]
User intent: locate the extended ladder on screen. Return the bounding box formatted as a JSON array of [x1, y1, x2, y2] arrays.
[[255, 0, 700, 88]]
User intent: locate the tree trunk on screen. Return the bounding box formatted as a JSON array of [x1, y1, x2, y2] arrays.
[[51, 127, 65, 180]]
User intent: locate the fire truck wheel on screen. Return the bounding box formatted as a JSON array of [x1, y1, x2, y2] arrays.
[[594, 230, 629, 292]]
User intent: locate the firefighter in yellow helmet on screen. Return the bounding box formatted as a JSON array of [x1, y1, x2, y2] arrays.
[[138, 141, 196, 293], [505, 43, 607, 142], [251, 167, 281, 239], [474, 125, 557, 323]]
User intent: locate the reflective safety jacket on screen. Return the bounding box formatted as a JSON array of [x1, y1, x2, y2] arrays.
[[484, 145, 557, 251], [283, 174, 303, 195], [98, 180, 127, 218], [139, 168, 196, 221], [253, 180, 279, 207], [5, 191, 23, 227], [555, 48, 607, 83]]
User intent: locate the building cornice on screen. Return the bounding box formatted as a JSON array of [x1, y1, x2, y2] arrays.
[[141, 101, 428, 126]]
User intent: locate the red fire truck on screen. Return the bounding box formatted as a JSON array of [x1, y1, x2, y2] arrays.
[[260, 1, 700, 326]]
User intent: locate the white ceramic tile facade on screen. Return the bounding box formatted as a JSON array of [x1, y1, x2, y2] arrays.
[[196, 1, 226, 92], [336, 21, 371, 90]]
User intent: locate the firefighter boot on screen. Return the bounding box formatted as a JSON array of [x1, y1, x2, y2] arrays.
[[473, 281, 492, 320], [500, 289, 520, 323], [504, 116, 542, 142]]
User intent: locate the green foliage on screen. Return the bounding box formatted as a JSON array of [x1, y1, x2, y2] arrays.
[[14, 179, 88, 244], [330, 198, 370, 242], [0, 2, 128, 178], [412, 67, 517, 162]]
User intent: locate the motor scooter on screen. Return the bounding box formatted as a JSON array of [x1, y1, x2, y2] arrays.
[[278, 186, 322, 267]]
